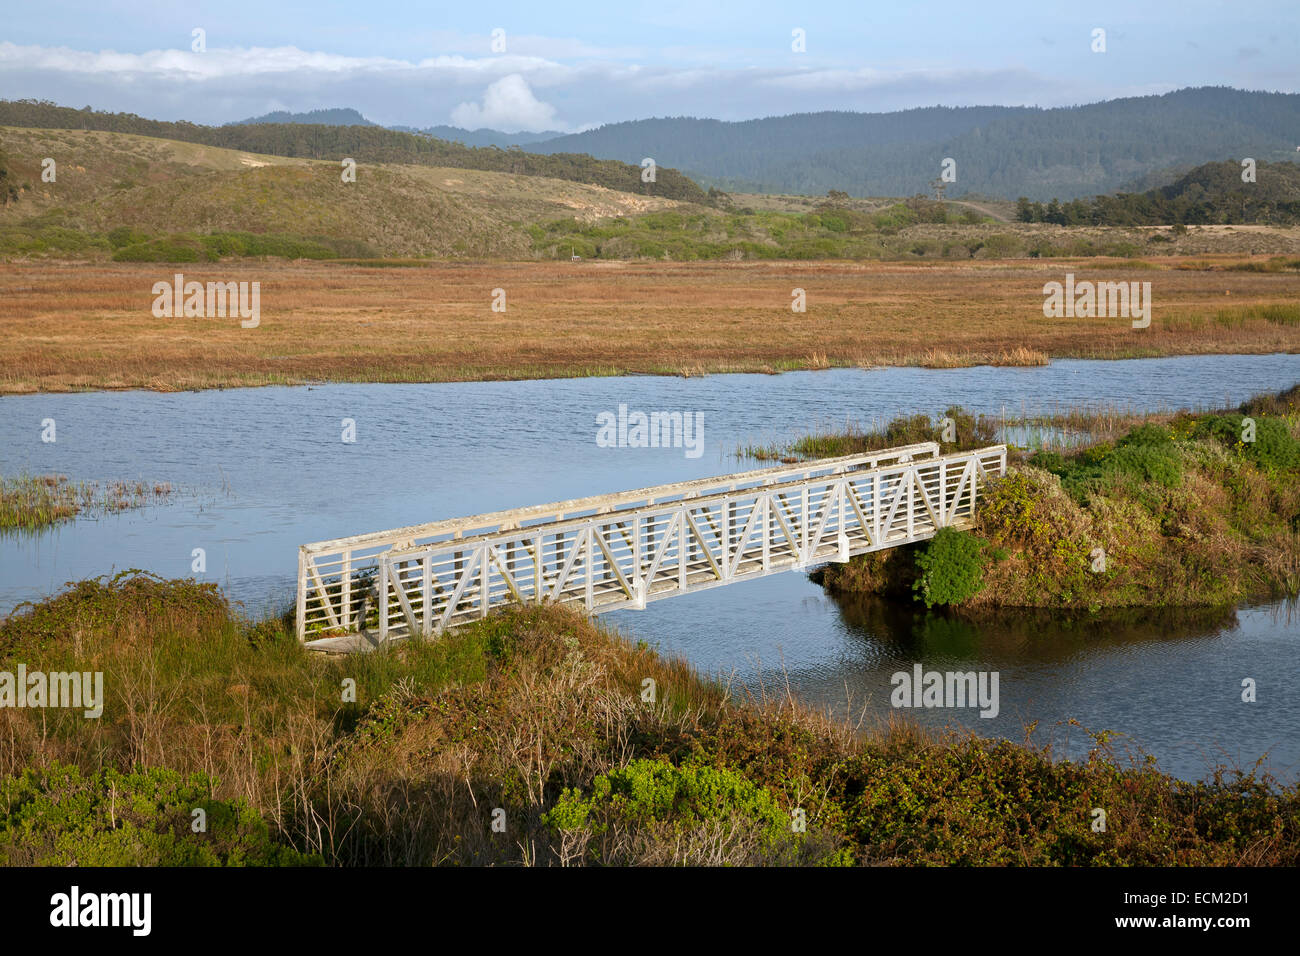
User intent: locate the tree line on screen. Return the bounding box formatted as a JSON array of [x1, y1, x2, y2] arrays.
[[1015, 160, 1300, 225]]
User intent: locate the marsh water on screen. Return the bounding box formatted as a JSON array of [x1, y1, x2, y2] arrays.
[[2, 353, 1297, 782]]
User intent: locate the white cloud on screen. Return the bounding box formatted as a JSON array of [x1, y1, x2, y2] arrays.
[[0, 38, 1174, 129], [0, 41, 415, 77], [0, 41, 570, 80], [450, 74, 560, 132]]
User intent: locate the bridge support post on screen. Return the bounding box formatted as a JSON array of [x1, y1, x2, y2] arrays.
[[341, 554, 352, 630], [422, 553, 432, 637], [296, 549, 307, 642], [939, 459, 947, 524], [907, 470, 915, 539], [533, 533, 543, 604], [585, 527, 594, 610], [379, 559, 389, 644]]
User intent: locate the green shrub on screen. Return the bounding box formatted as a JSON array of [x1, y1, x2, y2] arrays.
[[1034, 427, 1182, 499], [912, 528, 986, 607], [1118, 423, 1174, 447], [0, 763, 320, 866], [0, 569, 230, 661], [819, 212, 849, 233], [1194, 414, 1300, 470], [544, 759, 851, 864], [112, 237, 201, 262], [1106, 443, 1182, 488], [1028, 450, 1066, 473], [980, 234, 1022, 258], [106, 225, 149, 249], [546, 760, 787, 836]]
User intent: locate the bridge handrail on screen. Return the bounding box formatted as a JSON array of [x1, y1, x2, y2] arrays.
[[379, 444, 1003, 558], [300, 441, 941, 555]]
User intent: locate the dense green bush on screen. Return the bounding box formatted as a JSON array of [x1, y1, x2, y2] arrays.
[[913, 528, 987, 607], [106, 225, 150, 249], [1194, 414, 1300, 470], [1107, 444, 1183, 489], [546, 760, 786, 836], [544, 759, 853, 865], [1117, 423, 1174, 447], [107, 230, 376, 262], [1031, 424, 1183, 499], [112, 237, 202, 262], [0, 764, 320, 866], [0, 224, 109, 256]]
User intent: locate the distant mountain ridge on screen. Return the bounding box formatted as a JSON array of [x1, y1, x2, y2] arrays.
[[230, 108, 377, 127], [232, 110, 560, 148], [528, 87, 1300, 200]]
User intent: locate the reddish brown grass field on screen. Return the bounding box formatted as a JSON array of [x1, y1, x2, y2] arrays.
[[2, 256, 1298, 392]]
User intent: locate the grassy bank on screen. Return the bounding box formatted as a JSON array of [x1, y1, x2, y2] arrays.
[[807, 386, 1300, 609], [0, 473, 171, 533], [0, 571, 1297, 865], [2, 259, 1299, 394]]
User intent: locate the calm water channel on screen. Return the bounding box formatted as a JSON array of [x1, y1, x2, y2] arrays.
[[2, 354, 1297, 781]]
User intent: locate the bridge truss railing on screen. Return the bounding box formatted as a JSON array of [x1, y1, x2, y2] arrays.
[[296, 442, 1005, 647]]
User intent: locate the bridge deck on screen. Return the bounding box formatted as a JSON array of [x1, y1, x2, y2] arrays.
[[297, 442, 1007, 652]]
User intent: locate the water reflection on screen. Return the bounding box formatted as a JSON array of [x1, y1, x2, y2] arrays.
[[832, 594, 1239, 663]]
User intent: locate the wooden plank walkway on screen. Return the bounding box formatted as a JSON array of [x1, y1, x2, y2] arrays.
[[297, 442, 1007, 653]]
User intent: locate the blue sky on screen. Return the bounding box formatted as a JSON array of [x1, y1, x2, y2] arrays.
[[1, 1, 1296, 129]]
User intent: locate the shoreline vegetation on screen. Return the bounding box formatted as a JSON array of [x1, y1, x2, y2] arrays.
[[1, 571, 1296, 866], [776, 385, 1300, 611], [0, 473, 171, 534], [1, 259, 1298, 394]]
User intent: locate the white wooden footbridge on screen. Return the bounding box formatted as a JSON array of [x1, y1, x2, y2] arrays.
[[296, 442, 1007, 652]]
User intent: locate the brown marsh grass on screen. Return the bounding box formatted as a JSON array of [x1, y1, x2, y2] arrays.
[[2, 257, 1298, 393]]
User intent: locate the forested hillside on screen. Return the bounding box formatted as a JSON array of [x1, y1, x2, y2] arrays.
[[1015, 160, 1300, 225], [0, 100, 708, 203], [396, 126, 562, 148], [531, 88, 1300, 200], [532, 107, 1024, 194]]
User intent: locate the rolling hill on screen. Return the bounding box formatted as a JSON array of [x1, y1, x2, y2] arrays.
[[0, 126, 683, 258], [0, 100, 708, 204], [4, 125, 1298, 264]]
